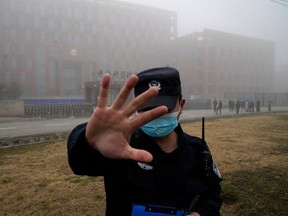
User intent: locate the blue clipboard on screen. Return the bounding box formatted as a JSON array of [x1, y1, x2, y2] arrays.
[[131, 204, 189, 216]]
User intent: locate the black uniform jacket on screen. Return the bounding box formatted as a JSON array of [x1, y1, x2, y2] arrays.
[[67, 123, 222, 216]]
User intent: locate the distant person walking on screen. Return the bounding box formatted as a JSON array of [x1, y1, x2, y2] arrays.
[[268, 100, 272, 112], [217, 100, 223, 115], [245, 101, 249, 112], [256, 100, 261, 112], [235, 100, 240, 114], [213, 98, 218, 115]]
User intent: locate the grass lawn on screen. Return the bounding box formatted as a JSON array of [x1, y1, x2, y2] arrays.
[[0, 113, 288, 215]]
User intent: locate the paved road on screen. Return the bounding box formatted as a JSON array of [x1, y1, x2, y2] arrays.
[[0, 106, 287, 138]]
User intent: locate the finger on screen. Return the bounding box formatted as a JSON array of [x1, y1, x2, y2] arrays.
[[129, 106, 168, 129], [122, 87, 159, 117], [97, 74, 110, 109], [111, 75, 138, 110], [122, 147, 153, 162]]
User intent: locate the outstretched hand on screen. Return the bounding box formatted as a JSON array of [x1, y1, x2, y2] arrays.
[[85, 73, 168, 162]]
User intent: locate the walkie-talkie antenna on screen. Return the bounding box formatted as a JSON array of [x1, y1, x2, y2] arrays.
[[201, 116, 211, 177], [202, 117, 205, 141]]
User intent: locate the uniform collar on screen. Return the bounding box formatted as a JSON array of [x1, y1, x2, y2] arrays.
[[133, 124, 186, 155]]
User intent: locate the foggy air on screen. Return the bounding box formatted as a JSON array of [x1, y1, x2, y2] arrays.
[[1, 1, 288, 215], [0, 0, 287, 116]]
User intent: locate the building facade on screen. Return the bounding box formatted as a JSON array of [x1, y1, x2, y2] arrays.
[[274, 64, 288, 92], [177, 29, 275, 99], [0, 0, 177, 97], [0, 0, 275, 101]]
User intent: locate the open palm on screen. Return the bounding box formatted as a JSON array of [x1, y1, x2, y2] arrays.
[[85, 73, 167, 162]]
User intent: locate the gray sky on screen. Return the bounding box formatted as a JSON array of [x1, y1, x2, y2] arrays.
[[120, 0, 288, 68]]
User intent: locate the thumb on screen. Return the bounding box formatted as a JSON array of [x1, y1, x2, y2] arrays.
[[123, 147, 153, 163]]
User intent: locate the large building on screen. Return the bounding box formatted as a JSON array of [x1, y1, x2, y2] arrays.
[[0, 0, 177, 97], [0, 0, 275, 101], [177, 29, 275, 99], [274, 64, 288, 92]]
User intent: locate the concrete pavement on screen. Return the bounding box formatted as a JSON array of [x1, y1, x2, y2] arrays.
[[0, 106, 288, 147]]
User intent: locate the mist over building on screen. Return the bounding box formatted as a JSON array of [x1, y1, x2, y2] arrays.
[[0, 0, 276, 101], [177, 30, 275, 99]]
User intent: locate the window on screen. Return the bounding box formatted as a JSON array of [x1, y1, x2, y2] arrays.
[[87, 11, 94, 21], [49, 47, 59, 57], [87, 36, 92, 45], [67, 7, 73, 18], [20, 58, 27, 69], [53, 6, 59, 17], [35, 46, 45, 60], [88, 62, 96, 80], [10, 43, 17, 55], [48, 19, 54, 30], [88, 49, 96, 59], [10, 29, 17, 41], [9, 0, 16, 11], [54, 20, 59, 30], [74, 8, 80, 19], [61, 33, 68, 45], [25, 2, 32, 14], [25, 30, 32, 42], [5, 71, 12, 83], [80, 22, 85, 33], [74, 34, 80, 44], [67, 34, 73, 44], [62, 20, 67, 31], [4, 29, 10, 40], [61, 7, 67, 18], [19, 16, 25, 27], [4, 43, 11, 55], [40, 32, 46, 43], [27, 58, 32, 69], [49, 60, 58, 95], [35, 61, 46, 96], [91, 24, 97, 34], [3, 57, 11, 68], [3, 14, 10, 26], [34, 17, 40, 28], [39, 5, 46, 16]]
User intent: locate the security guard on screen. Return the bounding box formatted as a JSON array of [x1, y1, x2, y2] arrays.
[[67, 67, 222, 216]]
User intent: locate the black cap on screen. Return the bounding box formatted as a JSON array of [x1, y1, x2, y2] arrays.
[[134, 67, 181, 112]]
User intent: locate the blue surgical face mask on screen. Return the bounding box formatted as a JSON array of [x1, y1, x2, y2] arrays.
[[139, 109, 180, 138]]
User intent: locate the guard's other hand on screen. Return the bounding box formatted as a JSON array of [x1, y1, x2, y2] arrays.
[[188, 212, 200, 216], [85, 73, 168, 162]]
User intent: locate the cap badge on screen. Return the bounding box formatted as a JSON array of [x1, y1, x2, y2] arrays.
[[148, 80, 161, 90], [137, 162, 153, 170]]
